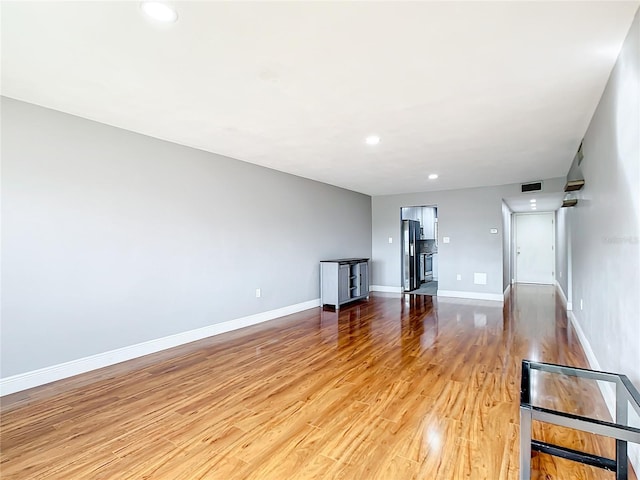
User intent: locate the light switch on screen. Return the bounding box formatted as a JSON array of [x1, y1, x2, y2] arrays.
[[388, 237, 393, 244], [443, 237, 450, 243]]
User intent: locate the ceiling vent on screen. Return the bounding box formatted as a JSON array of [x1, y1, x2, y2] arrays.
[[521, 181, 543, 193]]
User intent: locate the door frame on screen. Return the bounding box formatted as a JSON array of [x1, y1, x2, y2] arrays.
[[399, 204, 438, 293], [513, 212, 556, 284]]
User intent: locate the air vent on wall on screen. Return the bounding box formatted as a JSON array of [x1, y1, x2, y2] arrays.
[[521, 181, 542, 193]]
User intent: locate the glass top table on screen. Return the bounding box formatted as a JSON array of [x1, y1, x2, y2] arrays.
[[520, 360, 640, 480]]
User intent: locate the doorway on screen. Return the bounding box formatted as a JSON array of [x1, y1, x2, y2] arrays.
[[400, 205, 438, 295], [515, 212, 555, 284]]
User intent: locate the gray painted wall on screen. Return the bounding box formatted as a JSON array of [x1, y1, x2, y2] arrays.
[[555, 207, 569, 298], [566, 6, 639, 455], [501, 201, 512, 292], [371, 177, 564, 295], [568, 8, 639, 378], [1, 98, 372, 378]]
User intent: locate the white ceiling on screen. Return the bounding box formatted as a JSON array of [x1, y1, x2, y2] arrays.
[[2, 1, 638, 196], [504, 192, 564, 213]]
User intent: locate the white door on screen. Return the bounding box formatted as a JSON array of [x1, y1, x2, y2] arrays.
[[515, 213, 555, 284]]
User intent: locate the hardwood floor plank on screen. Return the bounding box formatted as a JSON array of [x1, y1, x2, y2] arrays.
[[1, 285, 636, 479]]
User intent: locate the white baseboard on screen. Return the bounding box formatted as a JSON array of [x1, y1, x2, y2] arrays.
[[370, 285, 403, 293], [566, 310, 602, 369], [437, 290, 504, 303], [554, 280, 571, 310], [503, 284, 511, 299], [0, 298, 320, 396], [567, 305, 639, 474], [566, 310, 616, 419]]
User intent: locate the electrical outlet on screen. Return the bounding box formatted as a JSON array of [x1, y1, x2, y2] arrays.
[[388, 237, 393, 244], [256, 288, 261, 298], [443, 237, 450, 244], [456, 274, 462, 281]]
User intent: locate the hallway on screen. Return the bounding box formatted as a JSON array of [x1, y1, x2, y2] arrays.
[[1, 285, 632, 479]]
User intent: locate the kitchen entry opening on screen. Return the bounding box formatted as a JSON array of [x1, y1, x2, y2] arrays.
[[401, 205, 438, 295]]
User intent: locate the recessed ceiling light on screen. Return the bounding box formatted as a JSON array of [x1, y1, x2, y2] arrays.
[[531, 206, 537, 210], [365, 135, 380, 145], [141, 1, 178, 23], [530, 199, 537, 203], [428, 174, 438, 180]]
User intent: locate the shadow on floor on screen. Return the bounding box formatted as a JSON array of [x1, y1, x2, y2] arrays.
[[411, 281, 437, 296]]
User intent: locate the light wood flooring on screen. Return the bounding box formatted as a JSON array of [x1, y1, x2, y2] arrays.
[[1, 285, 636, 479]]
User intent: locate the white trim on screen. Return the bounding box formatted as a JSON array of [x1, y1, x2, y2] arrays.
[[514, 212, 556, 284], [370, 285, 403, 293], [0, 298, 320, 396], [566, 310, 615, 420], [504, 284, 511, 299], [555, 280, 568, 307], [437, 290, 504, 303], [567, 311, 601, 369], [567, 304, 639, 473], [554, 280, 572, 311]]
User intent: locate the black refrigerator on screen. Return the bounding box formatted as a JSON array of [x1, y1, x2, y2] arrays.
[[402, 219, 421, 292]]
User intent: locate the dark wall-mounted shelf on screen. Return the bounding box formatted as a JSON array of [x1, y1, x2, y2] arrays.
[[565, 179, 585, 192]]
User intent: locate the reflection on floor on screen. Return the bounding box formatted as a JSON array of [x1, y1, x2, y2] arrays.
[[1, 285, 634, 479], [412, 280, 437, 295]]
